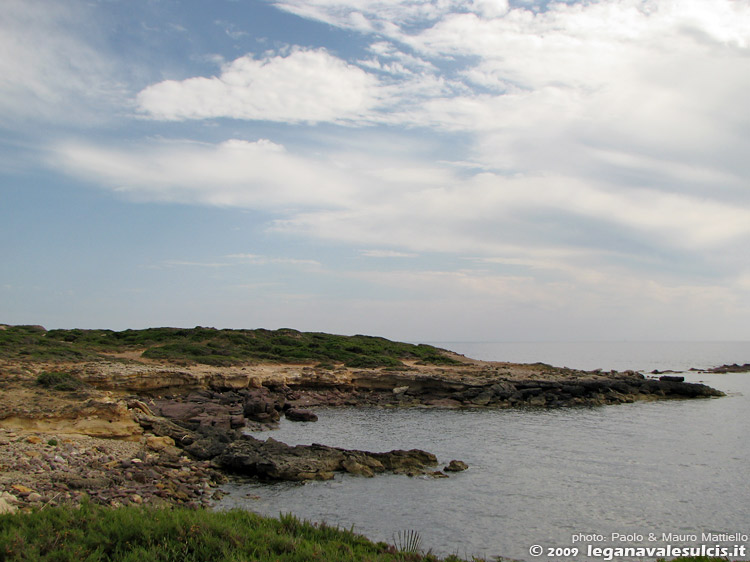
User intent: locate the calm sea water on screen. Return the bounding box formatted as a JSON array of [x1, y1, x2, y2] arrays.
[[428, 340, 750, 372], [218, 342, 750, 561]]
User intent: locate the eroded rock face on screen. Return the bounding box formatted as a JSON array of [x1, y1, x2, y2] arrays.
[[1, 399, 143, 440], [150, 391, 246, 431]]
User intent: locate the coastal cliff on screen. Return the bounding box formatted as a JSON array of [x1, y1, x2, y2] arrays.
[[0, 324, 726, 512]]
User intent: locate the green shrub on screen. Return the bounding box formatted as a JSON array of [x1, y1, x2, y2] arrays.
[[35, 371, 86, 391]]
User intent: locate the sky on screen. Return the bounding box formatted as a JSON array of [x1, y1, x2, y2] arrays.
[[2, 0, 750, 343]]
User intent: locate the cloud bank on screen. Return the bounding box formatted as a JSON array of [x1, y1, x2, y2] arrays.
[[23, 0, 750, 337]]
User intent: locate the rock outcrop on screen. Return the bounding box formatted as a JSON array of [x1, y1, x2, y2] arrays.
[[214, 436, 438, 481]]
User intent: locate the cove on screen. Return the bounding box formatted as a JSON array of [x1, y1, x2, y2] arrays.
[[218, 371, 750, 561]]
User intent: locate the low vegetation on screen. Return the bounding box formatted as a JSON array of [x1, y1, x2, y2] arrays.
[[0, 324, 460, 368], [0, 504, 476, 562], [35, 371, 87, 391]]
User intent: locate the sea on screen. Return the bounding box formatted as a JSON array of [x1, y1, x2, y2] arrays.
[[217, 341, 750, 561]]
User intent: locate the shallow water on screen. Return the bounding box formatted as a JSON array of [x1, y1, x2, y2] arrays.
[[218, 345, 750, 561]]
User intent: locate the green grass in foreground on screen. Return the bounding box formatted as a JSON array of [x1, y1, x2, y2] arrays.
[[0, 504, 736, 562], [0, 504, 476, 562], [0, 325, 460, 368]]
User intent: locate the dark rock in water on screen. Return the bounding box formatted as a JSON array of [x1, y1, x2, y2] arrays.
[[368, 449, 438, 475], [285, 408, 318, 422], [659, 375, 685, 382], [708, 363, 750, 373], [215, 436, 437, 481], [444, 460, 469, 472]]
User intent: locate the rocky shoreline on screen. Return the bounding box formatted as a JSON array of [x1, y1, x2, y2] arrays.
[[0, 355, 726, 513], [0, 428, 227, 514]]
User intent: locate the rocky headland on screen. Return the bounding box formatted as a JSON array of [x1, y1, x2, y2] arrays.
[[0, 325, 726, 513]]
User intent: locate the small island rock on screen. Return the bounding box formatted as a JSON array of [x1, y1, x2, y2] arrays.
[[444, 460, 468, 472]]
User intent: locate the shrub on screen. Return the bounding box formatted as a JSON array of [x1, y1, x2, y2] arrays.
[[35, 371, 85, 391]]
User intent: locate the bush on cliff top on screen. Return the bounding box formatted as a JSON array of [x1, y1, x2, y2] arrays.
[[0, 504, 475, 562], [0, 325, 461, 367]]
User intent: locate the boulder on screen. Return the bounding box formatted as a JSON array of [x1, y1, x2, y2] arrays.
[[145, 435, 176, 451], [243, 390, 281, 423], [284, 408, 318, 422]]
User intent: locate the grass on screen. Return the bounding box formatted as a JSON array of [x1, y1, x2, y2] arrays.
[[0, 325, 460, 368], [0, 504, 733, 562], [0, 504, 479, 562]]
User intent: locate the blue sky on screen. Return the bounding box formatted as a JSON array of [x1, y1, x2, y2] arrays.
[[2, 0, 750, 342]]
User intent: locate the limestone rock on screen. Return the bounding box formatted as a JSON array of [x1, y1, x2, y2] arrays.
[[145, 435, 176, 451]]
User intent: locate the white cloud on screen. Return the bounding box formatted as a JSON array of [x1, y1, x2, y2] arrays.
[[361, 249, 418, 258], [52, 138, 355, 209], [268, 1, 750, 187], [137, 48, 381, 123], [163, 254, 322, 269], [274, 170, 750, 257], [226, 254, 322, 268], [342, 261, 746, 332], [0, 0, 125, 125], [164, 260, 230, 268], [28, 0, 750, 338]]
